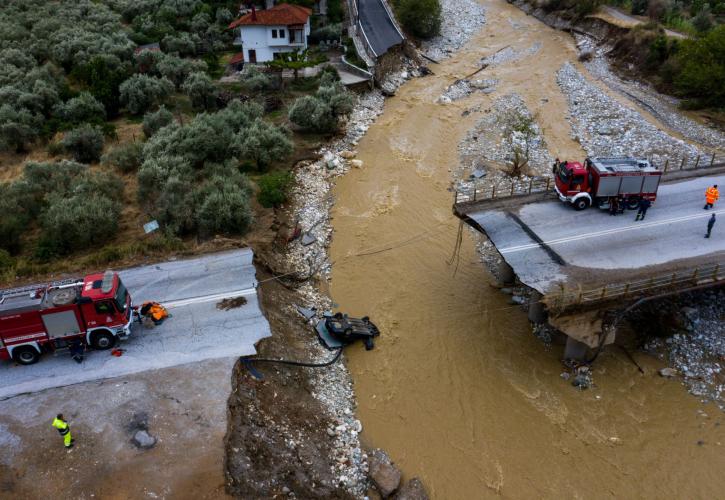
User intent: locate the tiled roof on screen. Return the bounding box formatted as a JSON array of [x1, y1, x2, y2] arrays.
[[228, 52, 244, 64], [229, 3, 312, 28]]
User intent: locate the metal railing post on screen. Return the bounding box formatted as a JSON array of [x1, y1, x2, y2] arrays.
[[528, 179, 533, 194], [692, 267, 699, 283], [600, 286, 607, 299], [510, 182, 515, 196], [711, 153, 716, 167], [663, 159, 669, 172], [714, 264, 720, 281], [680, 158, 685, 170], [491, 186, 496, 199], [546, 178, 551, 191], [623, 283, 630, 298], [473, 188, 476, 202], [694, 155, 701, 168]]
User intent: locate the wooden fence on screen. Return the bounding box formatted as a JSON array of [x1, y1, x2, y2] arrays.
[[454, 152, 725, 205]]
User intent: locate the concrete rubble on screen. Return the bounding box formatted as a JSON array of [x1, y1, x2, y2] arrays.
[[643, 289, 725, 409], [368, 448, 402, 497], [556, 62, 707, 167]]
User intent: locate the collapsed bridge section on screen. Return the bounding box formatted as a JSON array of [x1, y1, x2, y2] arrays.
[[455, 172, 725, 359]]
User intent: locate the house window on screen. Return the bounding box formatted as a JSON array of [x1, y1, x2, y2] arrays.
[[279, 29, 285, 39], [272, 29, 278, 38]]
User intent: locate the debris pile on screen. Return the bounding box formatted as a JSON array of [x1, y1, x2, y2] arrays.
[[643, 289, 725, 409]]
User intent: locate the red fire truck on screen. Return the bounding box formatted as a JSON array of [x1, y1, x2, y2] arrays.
[[0, 271, 134, 365], [554, 157, 662, 211]]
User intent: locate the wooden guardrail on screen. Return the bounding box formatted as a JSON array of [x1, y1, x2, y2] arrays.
[[454, 152, 725, 206], [546, 262, 724, 310], [454, 177, 554, 204]]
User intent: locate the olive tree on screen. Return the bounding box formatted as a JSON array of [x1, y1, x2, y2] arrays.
[[119, 74, 174, 115], [53, 91, 106, 124], [61, 124, 105, 163], [0, 104, 41, 152], [236, 119, 293, 169], [181, 71, 218, 110], [143, 106, 174, 137]]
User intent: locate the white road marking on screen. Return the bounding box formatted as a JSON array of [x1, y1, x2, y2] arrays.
[[500, 209, 725, 254], [161, 287, 257, 309]]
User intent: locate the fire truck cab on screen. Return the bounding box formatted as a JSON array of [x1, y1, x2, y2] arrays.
[[0, 271, 134, 365], [554, 157, 661, 211]]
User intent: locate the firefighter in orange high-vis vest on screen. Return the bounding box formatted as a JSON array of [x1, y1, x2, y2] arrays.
[[140, 301, 169, 325], [704, 184, 719, 210], [52, 414, 73, 448]]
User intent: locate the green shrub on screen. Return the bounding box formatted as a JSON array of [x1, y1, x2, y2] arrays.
[[257, 171, 292, 207], [309, 23, 343, 44], [288, 76, 353, 132], [395, 0, 442, 39], [119, 74, 174, 115], [672, 25, 725, 108], [61, 124, 104, 163], [0, 249, 14, 271], [143, 106, 174, 137], [102, 142, 143, 173], [240, 66, 272, 92]]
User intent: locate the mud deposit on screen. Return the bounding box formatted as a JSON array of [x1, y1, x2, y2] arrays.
[[329, 0, 725, 497]]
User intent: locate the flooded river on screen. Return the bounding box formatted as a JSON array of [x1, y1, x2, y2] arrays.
[[329, 0, 725, 497]]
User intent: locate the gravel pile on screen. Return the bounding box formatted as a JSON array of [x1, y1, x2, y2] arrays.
[[574, 35, 725, 151], [643, 289, 725, 409], [556, 62, 707, 166], [421, 0, 486, 61], [438, 78, 497, 103]]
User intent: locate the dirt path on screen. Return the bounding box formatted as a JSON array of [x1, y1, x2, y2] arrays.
[[329, 0, 725, 497]]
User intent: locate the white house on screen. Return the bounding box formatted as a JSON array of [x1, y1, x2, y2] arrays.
[[229, 4, 312, 64]]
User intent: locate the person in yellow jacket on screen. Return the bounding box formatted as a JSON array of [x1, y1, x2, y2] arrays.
[[52, 414, 73, 448], [704, 184, 719, 210]]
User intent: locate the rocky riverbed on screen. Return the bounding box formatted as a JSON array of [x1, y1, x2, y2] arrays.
[[420, 0, 486, 61], [556, 62, 707, 167], [573, 35, 725, 152]]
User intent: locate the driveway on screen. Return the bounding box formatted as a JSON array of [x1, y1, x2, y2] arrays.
[[0, 248, 271, 399]]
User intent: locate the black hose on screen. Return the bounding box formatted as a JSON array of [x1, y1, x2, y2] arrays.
[[241, 346, 343, 369]]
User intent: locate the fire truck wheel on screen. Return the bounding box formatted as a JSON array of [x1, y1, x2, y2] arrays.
[[573, 198, 590, 211], [626, 197, 640, 210], [13, 346, 40, 365], [91, 330, 116, 350]]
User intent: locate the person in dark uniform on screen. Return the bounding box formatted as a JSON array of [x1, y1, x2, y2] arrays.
[[705, 213, 716, 238], [609, 197, 619, 216], [635, 198, 651, 221]]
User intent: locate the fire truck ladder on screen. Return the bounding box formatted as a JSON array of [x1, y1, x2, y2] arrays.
[[0, 278, 83, 304]]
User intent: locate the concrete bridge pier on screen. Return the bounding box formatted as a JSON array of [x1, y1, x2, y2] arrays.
[[497, 260, 515, 286], [528, 291, 546, 323], [564, 336, 590, 362]]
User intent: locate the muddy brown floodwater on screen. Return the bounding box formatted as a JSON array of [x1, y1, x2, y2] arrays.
[[329, 0, 725, 497]]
